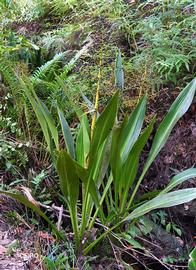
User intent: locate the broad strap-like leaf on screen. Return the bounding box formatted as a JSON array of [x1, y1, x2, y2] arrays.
[[110, 115, 128, 205], [75, 163, 100, 206], [23, 79, 59, 157], [76, 116, 90, 167], [79, 137, 110, 226], [80, 93, 119, 235], [119, 95, 147, 163], [57, 150, 80, 245], [39, 100, 59, 150], [93, 136, 111, 186], [75, 162, 105, 222], [110, 115, 128, 185], [122, 117, 155, 190], [124, 188, 196, 221], [120, 117, 155, 211], [0, 190, 61, 238], [57, 150, 79, 207], [144, 78, 196, 174], [58, 108, 75, 159], [115, 49, 124, 89], [81, 92, 96, 117], [160, 168, 196, 194], [129, 79, 196, 206], [22, 80, 52, 153], [89, 91, 119, 169], [57, 150, 79, 244]]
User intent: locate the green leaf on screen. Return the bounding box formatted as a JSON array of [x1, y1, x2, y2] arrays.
[[22, 81, 52, 153], [93, 137, 111, 186], [75, 162, 102, 213], [57, 150, 79, 245], [188, 248, 196, 270], [30, 43, 40, 51], [144, 78, 196, 175], [166, 223, 171, 233], [160, 168, 196, 194], [123, 234, 143, 249], [115, 49, 124, 89], [32, 52, 65, 79], [39, 100, 59, 150], [81, 92, 96, 117], [84, 138, 111, 225], [123, 117, 155, 188], [76, 116, 90, 167], [58, 108, 75, 159], [129, 79, 196, 205], [174, 227, 182, 236], [57, 150, 79, 205], [89, 91, 119, 169], [110, 115, 128, 192], [0, 190, 60, 238], [80, 92, 119, 236], [22, 79, 59, 160], [121, 117, 155, 211], [124, 188, 196, 221], [119, 95, 147, 163]]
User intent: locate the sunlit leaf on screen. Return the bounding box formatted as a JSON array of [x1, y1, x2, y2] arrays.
[[124, 188, 196, 221], [160, 168, 196, 194], [76, 116, 90, 167]]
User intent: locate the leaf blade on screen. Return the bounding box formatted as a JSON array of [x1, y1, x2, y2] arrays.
[[58, 108, 75, 159], [0, 190, 60, 238], [160, 168, 196, 194], [119, 95, 147, 163], [124, 188, 196, 221], [145, 79, 196, 172], [76, 116, 90, 167]]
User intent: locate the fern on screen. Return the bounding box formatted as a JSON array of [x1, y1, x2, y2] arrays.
[[0, 59, 20, 96], [58, 38, 93, 81], [32, 52, 66, 80], [51, 0, 78, 16]]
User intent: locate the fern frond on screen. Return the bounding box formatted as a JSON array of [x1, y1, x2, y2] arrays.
[[58, 37, 93, 81], [51, 0, 77, 16], [32, 52, 65, 80], [0, 59, 19, 95]]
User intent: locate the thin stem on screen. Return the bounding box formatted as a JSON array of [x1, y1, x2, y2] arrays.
[[100, 176, 111, 213], [108, 184, 114, 209], [120, 185, 130, 213], [80, 182, 90, 239], [84, 221, 121, 255], [91, 48, 103, 139], [88, 173, 113, 230], [69, 205, 80, 248], [127, 169, 147, 209]]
